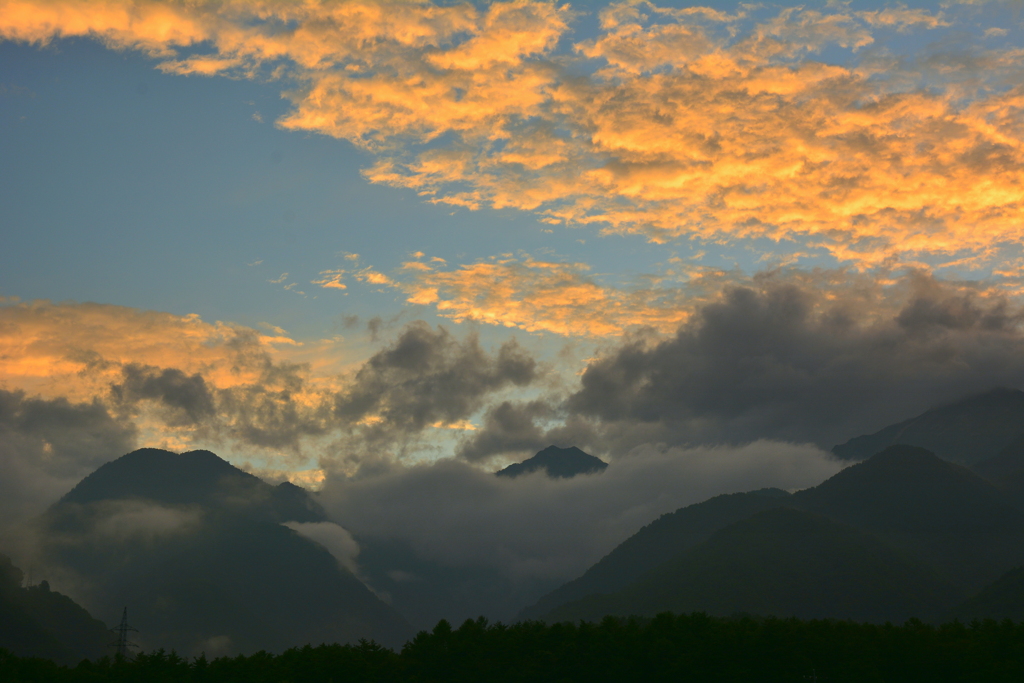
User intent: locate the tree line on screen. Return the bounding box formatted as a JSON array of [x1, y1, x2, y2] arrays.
[[3, 612, 1024, 682]]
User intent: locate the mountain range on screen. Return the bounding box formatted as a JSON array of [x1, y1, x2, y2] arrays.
[[6, 387, 1024, 661], [523, 387, 1024, 624], [526, 442, 1024, 623]]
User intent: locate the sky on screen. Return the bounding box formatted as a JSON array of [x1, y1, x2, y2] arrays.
[[4, 0, 1024, 580]]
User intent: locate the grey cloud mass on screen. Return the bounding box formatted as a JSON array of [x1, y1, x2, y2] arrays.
[[334, 322, 539, 446], [112, 364, 216, 426], [102, 322, 541, 455], [566, 271, 1024, 452], [456, 400, 554, 462]]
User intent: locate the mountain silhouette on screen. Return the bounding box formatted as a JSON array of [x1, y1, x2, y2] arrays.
[[519, 488, 790, 620], [831, 387, 1024, 465], [793, 445, 1024, 589], [0, 554, 110, 664], [546, 507, 961, 624], [29, 448, 411, 656], [496, 446, 607, 479], [532, 444, 1024, 623]]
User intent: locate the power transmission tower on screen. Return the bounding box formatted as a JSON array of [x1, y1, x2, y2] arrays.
[[110, 607, 139, 659]]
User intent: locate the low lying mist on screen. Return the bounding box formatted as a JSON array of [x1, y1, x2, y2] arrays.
[[321, 441, 846, 587]]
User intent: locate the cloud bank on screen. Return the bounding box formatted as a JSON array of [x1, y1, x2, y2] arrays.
[[5, 262, 1024, 496], [438, 267, 1024, 461], [284, 521, 361, 576]]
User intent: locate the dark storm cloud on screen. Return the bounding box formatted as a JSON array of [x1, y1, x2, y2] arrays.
[[0, 389, 136, 528], [335, 322, 540, 443], [565, 271, 1024, 451]]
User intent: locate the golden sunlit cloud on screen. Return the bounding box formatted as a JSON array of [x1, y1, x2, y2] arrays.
[[4, 1, 1024, 267], [399, 257, 695, 337], [0, 300, 345, 454], [0, 300, 546, 462], [313, 269, 348, 290], [0, 300, 289, 400], [365, 252, 1024, 339]]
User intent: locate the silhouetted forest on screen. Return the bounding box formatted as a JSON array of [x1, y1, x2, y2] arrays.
[[4, 612, 1024, 683]]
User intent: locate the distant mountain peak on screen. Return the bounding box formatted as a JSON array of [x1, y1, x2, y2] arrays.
[[496, 445, 607, 479]]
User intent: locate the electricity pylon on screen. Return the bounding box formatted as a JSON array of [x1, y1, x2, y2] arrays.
[[110, 607, 138, 659]]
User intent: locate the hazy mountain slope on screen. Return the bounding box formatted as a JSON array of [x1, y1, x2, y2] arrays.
[[495, 446, 607, 479], [353, 536, 562, 631], [973, 433, 1024, 511], [831, 387, 1024, 464], [950, 566, 1024, 622], [793, 445, 1024, 589], [0, 554, 110, 665], [518, 488, 791, 620], [30, 449, 411, 656], [546, 508, 961, 624]]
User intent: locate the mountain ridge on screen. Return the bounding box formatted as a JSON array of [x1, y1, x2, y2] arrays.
[[518, 487, 790, 621], [831, 387, 1024, 465]]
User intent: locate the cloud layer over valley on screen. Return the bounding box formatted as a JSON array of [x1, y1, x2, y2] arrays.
[[320, 440, 844, 599]]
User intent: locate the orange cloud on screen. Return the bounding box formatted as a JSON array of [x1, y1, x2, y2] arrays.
[[313, 269, 348, 290], [0, 300, 548, 461], [0, 300, 347, 454], [396, 257, 722, 337], [388, 251, 1024, 339], [0, 300, 275, 398], [3, 1, 1023, 266]]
